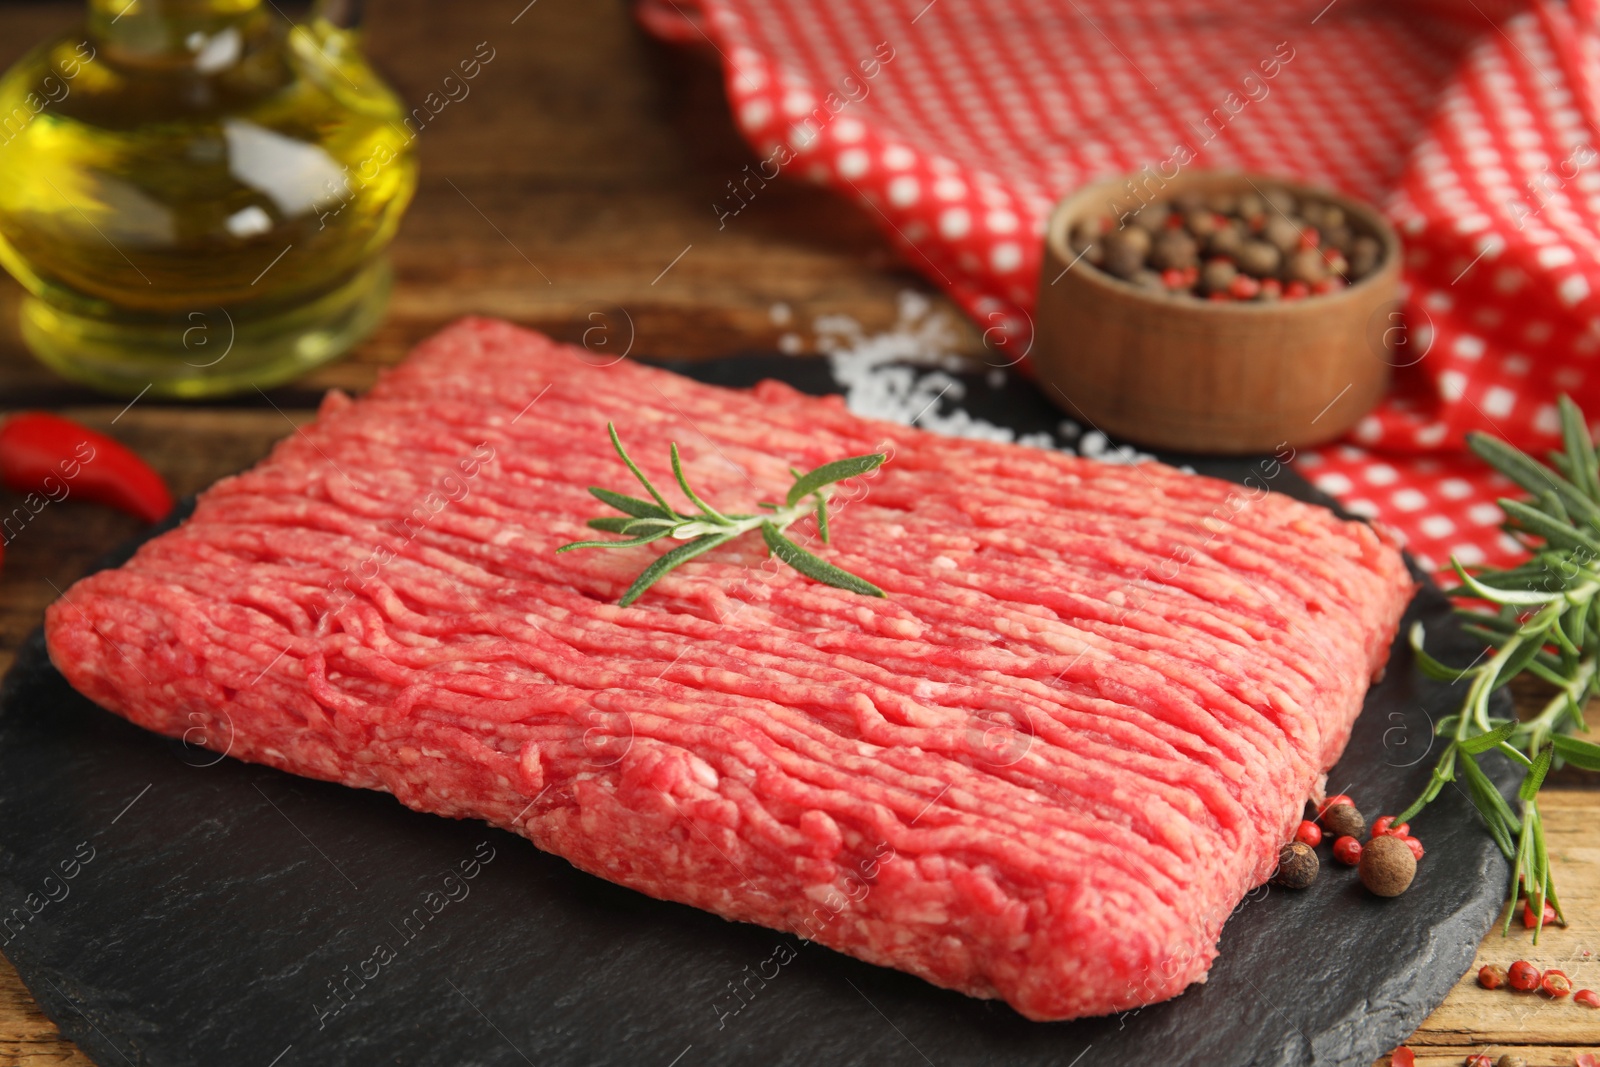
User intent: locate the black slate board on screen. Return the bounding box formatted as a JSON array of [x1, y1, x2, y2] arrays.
[[0, 356, 1515, 1067]]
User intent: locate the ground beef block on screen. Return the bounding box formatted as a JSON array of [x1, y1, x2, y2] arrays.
[[44, 318, 1414, 1022]]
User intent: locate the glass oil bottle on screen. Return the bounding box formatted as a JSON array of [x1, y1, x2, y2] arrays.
[[0, 0, 417, 396]]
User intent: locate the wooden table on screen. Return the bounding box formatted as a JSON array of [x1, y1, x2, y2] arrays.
[[0, 1, 1594, 1063]]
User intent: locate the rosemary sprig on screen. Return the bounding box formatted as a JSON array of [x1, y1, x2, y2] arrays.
[[1406, 394, 1600, 941], [558, 422, 887, 607]]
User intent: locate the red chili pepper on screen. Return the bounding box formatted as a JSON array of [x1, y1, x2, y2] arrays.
[[0, 413, 172, 524], [1576, 988, 1600, 1008], [1464, 1055, 1492, 1067], [1389, 1046, 1415, 1067], [1521, 900, 1556, 928]]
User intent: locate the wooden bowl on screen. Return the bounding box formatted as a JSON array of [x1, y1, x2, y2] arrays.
[[1032, 172, 1401, 454]]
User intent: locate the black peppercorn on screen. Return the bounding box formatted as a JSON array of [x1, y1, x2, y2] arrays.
[[1101, 228, 1151, 278], [1149, 229, 1199, 271], [1185, 209, 1221, 239], [1349, 235, 1382, 278], [1319, 801, 1365, 840], [1236, 240, 1281, 277], [1286, 247, 1329, 285], [1359, 834, 1416, 897], [1234, 192, 1267, 221], [1130, 203, 1170, 232], [1074, 183, 1385, 302], [1271, 841, 1318, 889], [1263, 216, 1302, 255], [1201, 259, 1237, 295]]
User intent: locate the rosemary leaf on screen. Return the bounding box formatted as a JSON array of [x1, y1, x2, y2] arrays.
[[1505, 813, 1535, 937], [617, 532, 735, 607], [1490, 636, 1547, 688], [1458, 752, 1518, 857], [1500, 498, 1600, 555], [1458, 623, 1510, 647], [1526, 655, 1570, 686], [1559, 393, 1600, 500], [670, 443, 732, 523], [760, 522, 885, 598], [607, 422, 679, 516], [1552, 734, 1600, 771], [1452, 561, 1565, 606], [1531, 810, 1553, 941], [590, 486, 677, 520], [557, 530, 671, 553], [1409, 395, 1600, 933], [564, 427, 890, 606], [1468, 431, 1600, 525], [1537, 489, 1569, 524], [1459, 720, 1517, 755], [1455, 610, 1519, 633], [1519, 745, 1554, 800], [785, 453, 887, 507]]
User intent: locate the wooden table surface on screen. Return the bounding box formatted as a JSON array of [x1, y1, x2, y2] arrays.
[[0, 1, 1595, 1064]]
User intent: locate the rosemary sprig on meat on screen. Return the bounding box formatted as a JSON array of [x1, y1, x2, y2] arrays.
[[558, 422, 887, 607], [1405, 395, 1600, 941]]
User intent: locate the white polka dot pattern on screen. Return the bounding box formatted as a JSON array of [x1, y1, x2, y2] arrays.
[[640, 0, 1600, 572]]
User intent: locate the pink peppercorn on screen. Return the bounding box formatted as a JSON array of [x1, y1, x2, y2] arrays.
[[1332, 835, 1362, 866], [1507, 960, 1541, 992], [1521, 900, 1556, 928]]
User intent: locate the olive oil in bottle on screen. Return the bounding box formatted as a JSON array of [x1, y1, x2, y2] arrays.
[[0, 0, 416, 396]]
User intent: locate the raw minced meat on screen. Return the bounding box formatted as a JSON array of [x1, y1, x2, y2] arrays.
[[45, 318, 1414, 1021]]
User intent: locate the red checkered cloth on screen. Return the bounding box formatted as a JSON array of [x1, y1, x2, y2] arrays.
[[640, 0, 1600, 572]]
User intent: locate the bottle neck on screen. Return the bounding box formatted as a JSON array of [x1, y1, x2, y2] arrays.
[[88, 0, 271, 61]]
